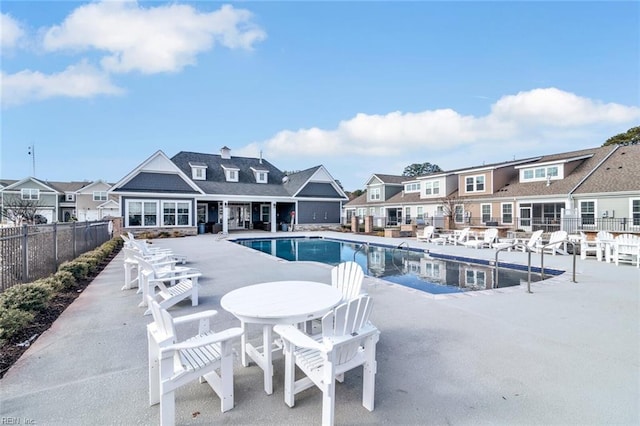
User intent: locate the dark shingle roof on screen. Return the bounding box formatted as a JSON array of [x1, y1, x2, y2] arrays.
[[573, 144, 640, 194], [116, 172, 199, 193]]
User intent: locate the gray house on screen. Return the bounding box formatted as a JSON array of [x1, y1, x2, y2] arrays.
[[109, 147, 348, 234]]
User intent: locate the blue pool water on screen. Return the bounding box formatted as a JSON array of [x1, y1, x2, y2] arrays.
[[232, 237, 563, 295]]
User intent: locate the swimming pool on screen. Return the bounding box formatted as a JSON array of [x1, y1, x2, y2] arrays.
[[232, 236, 563, 295]]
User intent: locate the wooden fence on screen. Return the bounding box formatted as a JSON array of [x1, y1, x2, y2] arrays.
[[0, 220, 112, 292]]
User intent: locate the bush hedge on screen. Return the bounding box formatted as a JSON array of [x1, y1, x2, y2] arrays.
[[0, 236, 122, 344]]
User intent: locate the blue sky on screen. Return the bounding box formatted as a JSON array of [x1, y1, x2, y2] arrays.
[[1, 1, 639, 191]]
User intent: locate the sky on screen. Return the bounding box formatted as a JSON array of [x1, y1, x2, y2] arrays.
[[1, 1, 639, 192]]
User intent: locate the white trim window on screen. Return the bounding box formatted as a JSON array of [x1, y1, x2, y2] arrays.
[[21, 188, 40, 200], [481, 204, 492, 223], [631, 199, 640, 228], [424, 181, 440, 196], [454, 204, 464, 223], [127, 200, 158, 227], [162, 201, 191, 226], [192, 167, 206, 180], [522, 165, 561, 182], [501, 203, 513, 224], [417, 206, 424, 219], [580, 200, 596, 226], [222, 166, 239, 182], [404, 182, 420, 192], [465, 175, 485, 193], [93, 191, 107, 201], [369, 187, 381, 201]]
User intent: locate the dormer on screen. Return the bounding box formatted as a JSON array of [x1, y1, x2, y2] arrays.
[[250, 166, 269, 184], [514, 157, 589, 183], [189, 162, 208, 181], [221, 164, 239, 182]]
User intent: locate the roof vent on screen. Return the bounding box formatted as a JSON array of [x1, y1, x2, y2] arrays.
[[282, 176, 289, 183], [220, 146, 231, 159]]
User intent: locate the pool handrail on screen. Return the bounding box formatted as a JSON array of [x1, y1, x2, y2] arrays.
[[494, 239, 578, 293]]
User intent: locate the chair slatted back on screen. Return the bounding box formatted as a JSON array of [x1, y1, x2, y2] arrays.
[[422, 226, 435, 239], [321, 296, 374, 364], [483, 228, 498, 243], [331, 261, 364, 302], [549, 230, 568, 248], [148, 298, 177, 344], [527, 230, 544, 249]]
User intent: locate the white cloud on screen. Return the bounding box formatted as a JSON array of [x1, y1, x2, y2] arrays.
[[1, 61, 123, 107], [42, 1, 266, 74], [249, 88, 640, 189], [0, 13, 25, 49]]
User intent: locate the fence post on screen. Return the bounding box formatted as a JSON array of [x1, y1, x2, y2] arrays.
[[53, 222, 58, 269], [72, 221, 77, 258], [21, 224, 28, 283]]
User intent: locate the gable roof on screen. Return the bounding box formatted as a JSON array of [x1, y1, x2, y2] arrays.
[[3, 177, 60, 193], [573, 144, 640, 194]]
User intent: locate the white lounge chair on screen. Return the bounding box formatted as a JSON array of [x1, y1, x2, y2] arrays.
[[147, 298, 243, 426], [464, 228, 498, 249], [274, 295, 380, 426], [535, 230, 568, 255], [612, 234, 640, 268], [416, 226, 435, 242]]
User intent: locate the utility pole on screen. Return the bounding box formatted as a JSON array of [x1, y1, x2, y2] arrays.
[[28, 144, 36, 176]]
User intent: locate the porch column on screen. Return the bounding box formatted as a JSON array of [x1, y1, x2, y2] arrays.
[[270, 202, 277, 233], [222, 200, 229, 234]]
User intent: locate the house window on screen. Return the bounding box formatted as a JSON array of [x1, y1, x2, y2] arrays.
[[523, 170, 534, 179], [547, 166, 558, 177], [481, 204, 491, 223], [404, 183, 420, 192], [21, 188, 39, 200], [424, 181, 440, 195], [162, 201, 190, 226], [632, 199, 640, 226], [93, 191, 107, 201], [405, 207, 411, 224], [535, 168, 546, 178], [127, 201, 157, 227], [65, 193, 75, 202], [454, 205, 464, 223], [522, 165, 562, 182], [417, 207, 424, 219], [258, 172, 266, 183], [223, 167, 239, 182], [369, 187, 381, 201], [580, 200, 595, 226], [501, 203, 513, 224], [465, 175, 485, 193], [192, 167, 206, 180]]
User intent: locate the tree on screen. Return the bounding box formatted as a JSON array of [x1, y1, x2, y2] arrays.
[[602, 126, 640, 146], [402, 162, 442, 177], [1, 197, 46, 225], [437, 194, 472, 230]]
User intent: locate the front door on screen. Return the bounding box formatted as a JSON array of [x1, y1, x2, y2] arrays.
[[519, 205, 531, 231]]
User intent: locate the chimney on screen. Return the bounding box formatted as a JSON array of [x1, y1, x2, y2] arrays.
[[220, 146, 231, 159]]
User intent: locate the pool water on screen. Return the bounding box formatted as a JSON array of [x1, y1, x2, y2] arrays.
[[233, 237, 562, 295]]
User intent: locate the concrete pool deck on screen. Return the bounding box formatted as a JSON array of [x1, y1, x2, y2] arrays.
[[1, 230, 638, 425]]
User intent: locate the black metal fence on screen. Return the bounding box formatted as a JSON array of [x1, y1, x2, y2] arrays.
[[0, 220, 112, 292]]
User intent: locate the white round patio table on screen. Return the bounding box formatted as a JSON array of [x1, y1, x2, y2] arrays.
[[221, 280, 342, 395]]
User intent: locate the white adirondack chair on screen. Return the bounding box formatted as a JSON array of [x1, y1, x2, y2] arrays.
[[613, 234, 640, 268], [130, 238, 187, 265], [448, 227, 471, 245], [146, 298, 243, 426], [579, 231, 600, 260], [306, 261, 365, 334], [596, 231, 616, 262], [416, 226, 435, 242], [122, 247, 179, 290], [332, 261, 365, 302], [536, 230, 568, 255], [464, 228, 498, 249], [274, 295, 380, 426], [138, 257, 201, 315], [494, 229, 544, 252]]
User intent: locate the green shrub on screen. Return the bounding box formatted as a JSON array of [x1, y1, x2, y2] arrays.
[[59, 260, 90, 280], [0, 282, 52, 313], [0, 308, 35, 342], [77, 254, 100, 273], [53, 270, 76, 291]]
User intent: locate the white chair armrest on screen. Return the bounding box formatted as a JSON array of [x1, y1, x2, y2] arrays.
[[148, 272, 202, 283], [274, 324, 325, 351], [172, 309, 218, 325], [163, 327, 244, 352]]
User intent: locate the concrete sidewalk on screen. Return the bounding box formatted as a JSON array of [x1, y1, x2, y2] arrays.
[[1, 231, 638, 425]]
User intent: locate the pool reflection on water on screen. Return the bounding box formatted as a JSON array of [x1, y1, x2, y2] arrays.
[[233, 237, 561, 295]]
